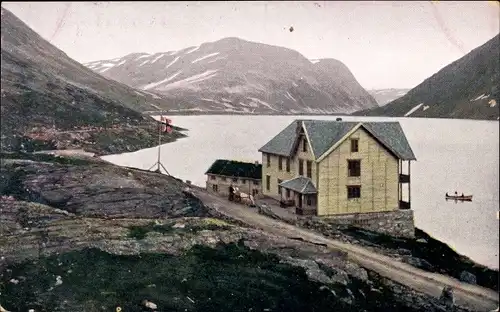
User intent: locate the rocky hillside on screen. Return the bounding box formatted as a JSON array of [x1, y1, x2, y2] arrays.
[[0, 8, 184, 155], [0, 153, 475, 312], [368, 88, 410, 106], [353, 35, 500, 120], [84, 37, 378, 115]]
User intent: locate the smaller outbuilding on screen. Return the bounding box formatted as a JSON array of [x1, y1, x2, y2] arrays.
[[205, 159, 262, 198]]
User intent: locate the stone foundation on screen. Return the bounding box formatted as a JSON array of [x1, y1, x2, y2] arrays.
[[313, 210, 415, 238]]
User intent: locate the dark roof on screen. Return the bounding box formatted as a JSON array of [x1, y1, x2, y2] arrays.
[[205, 159, 262, 179], [259, 120, 416, 161], [279, 177, 317, 194]]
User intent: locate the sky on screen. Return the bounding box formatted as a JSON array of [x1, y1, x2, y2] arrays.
[[2, 1, 499, 89]]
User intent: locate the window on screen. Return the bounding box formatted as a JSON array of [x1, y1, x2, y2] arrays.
[[286, 189, 291, 199], [266, 175, 270, 191], [347, 186, 361, 199], [306, 196, 312, 206], [302, 138, 308, 152], [241, 179, 246, 184], [348, 160, 361, 177], [351, 139, 359, 153], [221, 177, 227, 181], [278, 156, 283, 171], [252, 189, 259, 196], [299, 159, 304, 175], [253, 180, 259, 186], [210, 175, 216, 180], [232, 178, 238, 182], [306, 161, 312, 178], [277, 179, 283, 195], [212, 184, 218, 192], [266, 154, 271, 167], [286, 158, 290, 172]]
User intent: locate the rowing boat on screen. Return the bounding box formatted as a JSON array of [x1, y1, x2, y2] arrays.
[[445, 195, 473, 201]]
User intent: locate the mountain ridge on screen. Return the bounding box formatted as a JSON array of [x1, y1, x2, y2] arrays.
[[368, 88, 411, 106], [353, 34, 500, 120], [84, 37, 378, 115], [1, 7, 184, 155]]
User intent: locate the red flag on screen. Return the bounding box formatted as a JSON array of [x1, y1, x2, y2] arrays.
[[160, 116, 172, 133]]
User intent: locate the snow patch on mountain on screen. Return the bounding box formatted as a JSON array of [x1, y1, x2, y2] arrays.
[[139, 59, 151, 67], [247, 97, 276, 110], [134, 90, 145, 97], [150, 53, 166, 64], [207, 56, 226, 64], [115, 60, 126, 67], [185, 46, 200, 54], [165, 56, 180, 69], [404, 103, 424, 116], [135, 54, 150, 61], [141, 71, 182, 90], [157, 70, 218, 91], [191, 52, 220, 64], [141, 90, 162, 99], [285, 91, 296, 102]]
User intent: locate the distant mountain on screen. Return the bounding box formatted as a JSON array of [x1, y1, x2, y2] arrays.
[[368, 89, 410, 106], [354, 35, 500, 120], [84, 37, 378, 115], [0, 8, 183, 154]]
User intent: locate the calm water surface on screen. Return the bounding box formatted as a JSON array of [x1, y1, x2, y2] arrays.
[[103, 115, 499, 269]]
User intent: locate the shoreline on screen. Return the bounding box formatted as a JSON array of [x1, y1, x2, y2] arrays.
[[143, 111, 499, 121]]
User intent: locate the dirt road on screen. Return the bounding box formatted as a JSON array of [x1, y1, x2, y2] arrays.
[[191, 188, 499, 312]]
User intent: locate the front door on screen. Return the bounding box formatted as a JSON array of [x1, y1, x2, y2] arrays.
[[298, 194, 302, 208]]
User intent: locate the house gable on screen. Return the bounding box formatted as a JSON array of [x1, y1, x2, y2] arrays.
[[289, 122, 316, 159], [315, 123, 416, 163], [315, 123, 364, 163]]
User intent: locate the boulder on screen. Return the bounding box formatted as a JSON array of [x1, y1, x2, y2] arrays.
[[40, 190, 73, 208], [402, 256, 434, 272], [459, 271, 477, 285], [142, 300, 157, 310]]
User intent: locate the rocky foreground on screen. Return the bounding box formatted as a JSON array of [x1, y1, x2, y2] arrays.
[[0, 153, 489, 311]]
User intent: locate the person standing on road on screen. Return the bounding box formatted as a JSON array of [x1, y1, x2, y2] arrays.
[[229, 184, 234, 201]]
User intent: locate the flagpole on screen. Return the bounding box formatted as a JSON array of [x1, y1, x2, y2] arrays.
[[148, 113, 170, 175], [157, 113, 162, 172]]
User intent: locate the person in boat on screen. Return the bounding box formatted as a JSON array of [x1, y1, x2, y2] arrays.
[[455, 191, 458, 196], [446, 192, 449, 197], [461, 193, 464, 197], [228, 184, 234, 201]]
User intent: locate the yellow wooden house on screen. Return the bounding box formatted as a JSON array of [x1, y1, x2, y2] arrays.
[[258, 119, 416, 216]]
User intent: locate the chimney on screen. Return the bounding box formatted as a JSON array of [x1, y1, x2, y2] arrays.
[[296, 120, 303, 135]]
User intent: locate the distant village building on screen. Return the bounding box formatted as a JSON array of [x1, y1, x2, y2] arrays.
[[258, 119, 416, 216], [205, 159, 262, 198]]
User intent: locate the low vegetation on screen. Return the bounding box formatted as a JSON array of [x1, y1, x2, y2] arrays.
[[0, 242, 465, 312]]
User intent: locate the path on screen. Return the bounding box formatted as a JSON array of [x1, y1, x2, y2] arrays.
[[191, 188, 499, 312]]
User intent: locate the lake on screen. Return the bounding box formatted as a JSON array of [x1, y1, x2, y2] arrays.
[[102, 115, 499, 269]]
